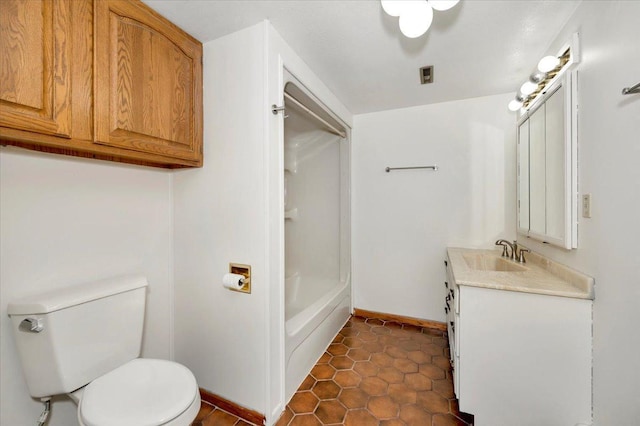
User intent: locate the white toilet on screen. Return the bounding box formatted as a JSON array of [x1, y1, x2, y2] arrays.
[[8, 275, 200, 426]]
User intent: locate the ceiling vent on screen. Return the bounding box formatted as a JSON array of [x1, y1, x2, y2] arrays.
[[420, 66, 434, 84]]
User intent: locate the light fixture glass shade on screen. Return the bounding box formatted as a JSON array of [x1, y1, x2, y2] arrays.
[[428, 0, 460, 11], [508, 100, 523, 111], [538, 55, 560, 73], [381, 0, 410, 17], [399, 1, 433, 38], [520, 81, 538, 95]]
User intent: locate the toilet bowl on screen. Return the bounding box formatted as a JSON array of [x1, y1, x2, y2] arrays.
[[72, 359, 199, 426], [8, 275, 199, 426]]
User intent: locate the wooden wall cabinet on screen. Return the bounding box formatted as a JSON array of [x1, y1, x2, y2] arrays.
[[94, 0, 202, 163], [0, 0, 203, 168], [0, 0, 71, 138]]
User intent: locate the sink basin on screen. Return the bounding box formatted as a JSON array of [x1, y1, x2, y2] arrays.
[[463, 254, 527, 272]]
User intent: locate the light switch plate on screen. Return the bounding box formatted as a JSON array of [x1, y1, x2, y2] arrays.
[[582, 194, 592, 218]]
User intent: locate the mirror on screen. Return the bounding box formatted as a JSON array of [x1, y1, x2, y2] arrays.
[[517, 70, 578, 249]]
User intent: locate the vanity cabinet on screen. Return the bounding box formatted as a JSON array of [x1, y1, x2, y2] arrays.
[[445, 254, 592, 426], [443, 260, 460, 396], [0, 0, 203, 168]]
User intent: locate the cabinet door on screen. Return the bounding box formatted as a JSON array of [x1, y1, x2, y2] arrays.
[[528, 103, 546, 235], [517, 119, 530, 233], [0, 0, 71, 137], [94, 0, 202, 162], [544, 87, 566, 241]]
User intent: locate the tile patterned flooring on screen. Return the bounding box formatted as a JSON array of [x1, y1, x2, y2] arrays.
[[192, 315, 473, 426]]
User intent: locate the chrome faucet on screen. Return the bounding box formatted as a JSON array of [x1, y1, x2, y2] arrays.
[[495, 239, 530, 263], [495, 239, 514, 259]]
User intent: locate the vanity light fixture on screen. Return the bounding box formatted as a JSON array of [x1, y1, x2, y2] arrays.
[[508, 94, 525, 112], [381, 0, 460, 39], [537, 56, 561, 73], [507, 33, 580, 113], [520, 81, 539, 96]]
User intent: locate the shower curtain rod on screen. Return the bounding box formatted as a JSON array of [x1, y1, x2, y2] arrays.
[[283, 92, 347, 139]]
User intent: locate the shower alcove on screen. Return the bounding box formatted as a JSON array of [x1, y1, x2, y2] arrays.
[[281, 76, 351, 402]]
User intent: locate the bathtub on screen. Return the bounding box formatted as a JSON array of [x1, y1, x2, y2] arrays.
[[284, 273, 351, 401]]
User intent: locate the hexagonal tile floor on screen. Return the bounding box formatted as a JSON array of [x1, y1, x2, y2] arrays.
[[192, 315, 473, 426], [275, 315, 474, 426]]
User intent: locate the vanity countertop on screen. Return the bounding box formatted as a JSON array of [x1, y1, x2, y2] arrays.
[[447, 247, 594, 300]]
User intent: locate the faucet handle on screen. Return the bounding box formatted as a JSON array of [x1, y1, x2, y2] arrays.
[[517, 248, 530, 263]]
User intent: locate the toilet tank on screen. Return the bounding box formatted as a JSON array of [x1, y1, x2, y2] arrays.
[[7, 275, 148, 398]]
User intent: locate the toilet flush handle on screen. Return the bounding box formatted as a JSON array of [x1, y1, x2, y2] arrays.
[[19, 318, 44, 333]]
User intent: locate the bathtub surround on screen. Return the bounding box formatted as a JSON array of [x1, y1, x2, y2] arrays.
[[352, 92, 517, 324], [0, 149, 174, 425], [283, 77, 352, 403]]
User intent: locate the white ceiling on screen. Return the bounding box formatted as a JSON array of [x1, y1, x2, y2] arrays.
[[142, 0, 582, 114]]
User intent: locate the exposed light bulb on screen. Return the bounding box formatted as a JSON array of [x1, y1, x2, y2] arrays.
[[399, 1, 433, 38], [381, 0, 411, 17], [520, 81, 538, 96], [508, 99, 523, 112], [428, 0, 460, 12], [530, 71, 546, 84], [537, 56, 560, 73]]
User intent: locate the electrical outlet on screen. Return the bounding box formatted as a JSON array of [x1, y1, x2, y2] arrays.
[[582, 194, 592, 218]]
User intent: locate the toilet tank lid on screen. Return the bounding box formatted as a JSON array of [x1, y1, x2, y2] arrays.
[[7, 275, 148, 315]]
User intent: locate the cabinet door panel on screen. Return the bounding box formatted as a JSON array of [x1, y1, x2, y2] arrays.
[[545, 87, 566, 240], [528, 104, 546, 235], [0, 0, 71, 137], [517, 119, 530, 233], [94, 0, 202, 162]]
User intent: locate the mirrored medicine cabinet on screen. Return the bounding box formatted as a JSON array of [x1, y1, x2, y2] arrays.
[[517, 69, 578, 249]]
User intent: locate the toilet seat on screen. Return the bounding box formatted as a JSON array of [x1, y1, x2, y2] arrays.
[[78, 358, 199, 426]]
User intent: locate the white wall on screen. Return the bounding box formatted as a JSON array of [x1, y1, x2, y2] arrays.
[[352, 93, 516, 322], [515, 1, 640, 423], [172, 22, 268, 414], [0, 148, 174, 425], [172, 21, 352, 424]]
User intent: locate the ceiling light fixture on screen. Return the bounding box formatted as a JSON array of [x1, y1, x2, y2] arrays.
[[429, 0, 460, 11], [382, 0, 460, 39]]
